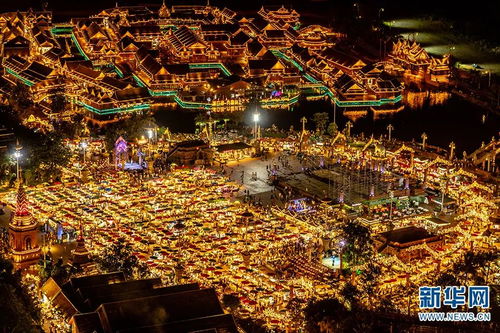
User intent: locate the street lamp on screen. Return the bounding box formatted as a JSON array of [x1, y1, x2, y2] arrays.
[[253, 112, 260, 140], [378, 7, 384, 20], [338, 239, 346, 273], [80, 141, 88, 163], [13, 142, 22, 179], [353, 3, 360, 19], [388, 190, 394, 231]]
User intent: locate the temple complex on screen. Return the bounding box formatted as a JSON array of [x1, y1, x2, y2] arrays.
[[0, 3, 417, 121]]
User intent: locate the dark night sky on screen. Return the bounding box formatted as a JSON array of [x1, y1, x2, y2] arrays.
[[1, 0, 498, 43]]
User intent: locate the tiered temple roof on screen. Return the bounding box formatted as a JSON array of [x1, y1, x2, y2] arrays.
[[390, 39, 431, 66]]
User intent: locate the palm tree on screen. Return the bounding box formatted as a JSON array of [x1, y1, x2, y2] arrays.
[[340, 282, 360, 310], [359, 262, 381, 309]]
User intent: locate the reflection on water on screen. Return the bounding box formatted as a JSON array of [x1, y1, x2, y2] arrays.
[[403, 90, 451, 109], [342, 90, 451, 122], [343, 109, 368, 122], [154, 91, 498, 154]]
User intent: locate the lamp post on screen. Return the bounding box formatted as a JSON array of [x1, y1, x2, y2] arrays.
[[80, 141, 88, 163], [13, 141, 22, 180], [338, 239, 346, 274], [378, 7, 384, 21], [353, 3, 360, 19], [146, 129, 154, 158], [207, 110, 213, 140], [253, 112, 260, 140], [388, 190, 394, 231]]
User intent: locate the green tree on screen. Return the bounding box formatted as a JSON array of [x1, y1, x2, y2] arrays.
[[327, 122, 338, 137], [9, 82, 32, 116], [23, 133, 71, 185], [452, 251, 498, 285], [341, 220, 374, 266], [0, 257, 41, 332], [96, 242, 149, 278], [49, 93, 66, 114], [359, 262, 381, 309], [312, 112, 329, 134], [340, 282, 360, 310], [304, 298, 348, 332], [435, 272, 460, 286], [102, 113, 157, 152], [0, 153, 16, 185], [222, 293, 240, 312]]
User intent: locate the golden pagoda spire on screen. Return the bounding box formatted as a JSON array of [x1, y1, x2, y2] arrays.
[[159, 0, 170, 18], [8, 175, 41, 269], [10, 178, 36, 228]]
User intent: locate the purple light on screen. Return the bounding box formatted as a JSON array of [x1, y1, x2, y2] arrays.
[[271, 90, 283, 98], [115, 136, 128, 154]]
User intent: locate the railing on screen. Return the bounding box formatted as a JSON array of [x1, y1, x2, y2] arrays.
[[71, 33, 89, 61], [187, 63, 232, 76]]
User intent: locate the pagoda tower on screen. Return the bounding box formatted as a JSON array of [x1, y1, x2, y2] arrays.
[[8, 180, 41, 270], [159, 0, 170, 18], [71, 222, 90, 265]]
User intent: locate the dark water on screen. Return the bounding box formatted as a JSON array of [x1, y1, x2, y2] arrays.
[[154, 96, 499, 155]]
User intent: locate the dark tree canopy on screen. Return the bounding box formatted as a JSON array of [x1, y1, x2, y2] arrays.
[[96, 242, 149, 278], [312, 112, 329, 134], [341, 220, 374, 266], [0, 257, 41, 333]]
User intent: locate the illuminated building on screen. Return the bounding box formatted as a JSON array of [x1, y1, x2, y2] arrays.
[[214, 141, 254, 162], [40, 272, 237, 332], [296, 25, 342, 50], [70, 224, 91, 265], [258, 6, 300, 29], [374, 226, 444, 262], [388, 39, 451, 83], [0, 3, 405, 116], [8, 180, 41, 270], [164, 140, 212, 166]]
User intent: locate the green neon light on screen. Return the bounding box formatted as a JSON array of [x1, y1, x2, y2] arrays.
[[76, 100, 150, 115], [149, 90, 176, 96], [132, 74, 146, 87], [303, 73, 319, 83], [261, 95, 299, 107], [173, 95, 210, 109], [161, 25, 178, 31], [111, 64, 124, 78], [6, 68, 34, 86], [271, 50, 304, 72], [50, 27, 73, 35], [273, 49, 402, 108], [334, 94, 402, 107], [188, 63, 231, 76], [71, 33, 89, 61]]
